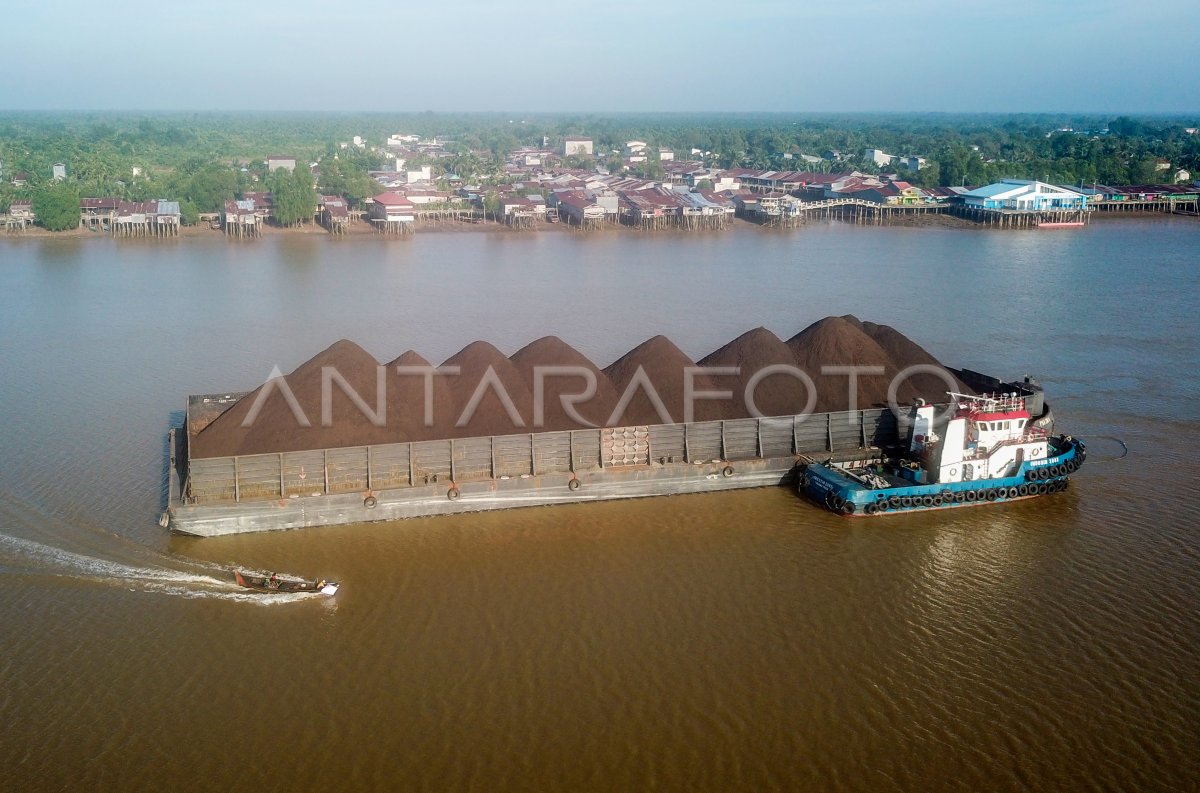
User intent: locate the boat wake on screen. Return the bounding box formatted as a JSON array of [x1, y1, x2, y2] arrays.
[[0, 491, 321, 604], [0, 533, 320, 603]]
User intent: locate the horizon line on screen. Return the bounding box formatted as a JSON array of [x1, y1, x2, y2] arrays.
[[2, 108, 1198, 118]]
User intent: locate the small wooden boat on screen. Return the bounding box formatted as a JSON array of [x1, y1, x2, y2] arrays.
[[235, 571, 339, 595]]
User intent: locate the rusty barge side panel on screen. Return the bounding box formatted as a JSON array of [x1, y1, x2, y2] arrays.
[[169, 456, 812, 537], [168, 408, 903, 536]]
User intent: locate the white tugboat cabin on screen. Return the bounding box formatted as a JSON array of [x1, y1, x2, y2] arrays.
[[912, 393, 1049, 484]]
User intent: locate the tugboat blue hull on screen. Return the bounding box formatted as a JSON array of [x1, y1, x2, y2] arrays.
[[799, 436, 1085, 516]]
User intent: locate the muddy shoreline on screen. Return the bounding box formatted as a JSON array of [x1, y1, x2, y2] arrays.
[[2, 208, 1190, 241]]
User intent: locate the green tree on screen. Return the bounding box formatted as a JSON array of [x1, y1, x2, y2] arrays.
[[909, 161, 940, 188], [317, 157, 379, 207], [179, 199, 200, 226], [448, 151, 481, 182], [32, 182, 80, 231], [184, 166, 239, 213], [268, 167, 316, 226], [635, 158, 665, 180], [1109, 116, 1147, 138], [1128, 157, 1158, 184], [482, 190, 500, 220]]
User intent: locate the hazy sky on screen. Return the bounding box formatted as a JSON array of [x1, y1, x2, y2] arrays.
[[2, 0, 1197, 113]]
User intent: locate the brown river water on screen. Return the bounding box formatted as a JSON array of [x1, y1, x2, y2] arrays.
[[1, 220, 1197, 791]]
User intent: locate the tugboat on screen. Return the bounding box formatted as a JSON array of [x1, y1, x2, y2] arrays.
[[798, 391, 1085, 516]]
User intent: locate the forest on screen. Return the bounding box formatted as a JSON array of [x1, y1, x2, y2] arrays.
[[2, 111, 1198, 221]]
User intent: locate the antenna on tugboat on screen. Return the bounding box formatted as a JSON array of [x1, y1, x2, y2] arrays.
[[945, 390, 987, 403]]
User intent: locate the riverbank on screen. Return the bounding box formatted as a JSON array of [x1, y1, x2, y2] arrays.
[[2, 208, 1195, 242], [0, 217, 570, 239]]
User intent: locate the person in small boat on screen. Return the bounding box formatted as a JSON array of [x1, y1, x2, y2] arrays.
[[317, 579, 326, 591], [268, 572, 278, 589]]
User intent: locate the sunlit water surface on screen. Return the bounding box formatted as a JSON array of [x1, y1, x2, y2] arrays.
[[1, 220, 1197, 791]]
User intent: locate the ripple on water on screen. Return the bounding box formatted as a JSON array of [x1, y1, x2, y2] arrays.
[[1, 227, 1199, 791]]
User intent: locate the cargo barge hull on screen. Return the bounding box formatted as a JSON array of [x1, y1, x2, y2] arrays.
[[165, 368, 1046, 537], [168, 451, 803, 537]]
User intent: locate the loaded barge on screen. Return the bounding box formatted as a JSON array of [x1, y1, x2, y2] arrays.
[[164, 369, 1065, 536]]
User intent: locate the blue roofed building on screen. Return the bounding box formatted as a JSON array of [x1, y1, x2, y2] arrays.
[[961, 180, 1087, 210]]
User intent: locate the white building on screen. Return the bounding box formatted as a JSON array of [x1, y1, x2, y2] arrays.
[[266, 155, 296, 173], [563, 137, 594, 157], [52, 163, 67, 181], [961, 180, 1087, 210], [658, 148, 674, 162], [863, 149, 895, 167], [406, 165, 432, 184]]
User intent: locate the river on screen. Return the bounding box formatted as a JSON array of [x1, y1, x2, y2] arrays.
[[1, 219, 1197, 791]]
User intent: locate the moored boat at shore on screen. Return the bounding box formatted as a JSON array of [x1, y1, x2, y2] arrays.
[[798, 391, 1085, 516]]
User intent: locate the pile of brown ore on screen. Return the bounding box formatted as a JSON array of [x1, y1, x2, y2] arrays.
[[190, 316, 970, 458]]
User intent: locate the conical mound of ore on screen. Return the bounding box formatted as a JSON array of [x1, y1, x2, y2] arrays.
[[786, 317, 913, 413], [509, 336, 620, 430], [192, 340, 394, 457], [439, 341, 534, 438], [603, 335, 722, 425], [385, 350, 456, 442], [858, 319, 971, 400], [697, 326, 809, 418]]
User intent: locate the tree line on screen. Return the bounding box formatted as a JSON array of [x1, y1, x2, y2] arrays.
[[2, 112, 1198, 227]]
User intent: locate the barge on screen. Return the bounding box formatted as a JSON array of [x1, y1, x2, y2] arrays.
[[164, 369, 1057, 536]]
